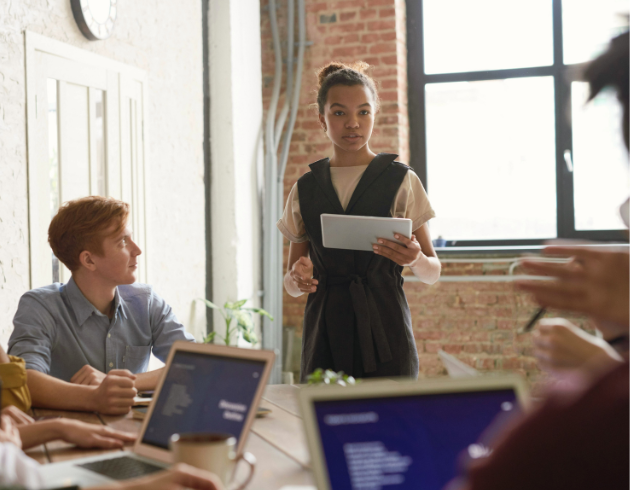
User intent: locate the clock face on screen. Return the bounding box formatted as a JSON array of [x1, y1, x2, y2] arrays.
[[71, 0, 117, 41]]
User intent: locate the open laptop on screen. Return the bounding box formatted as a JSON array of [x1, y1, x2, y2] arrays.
[[39, 341, 275, 487], [438, 349, 480, 378], [299, 375, 529, 490]]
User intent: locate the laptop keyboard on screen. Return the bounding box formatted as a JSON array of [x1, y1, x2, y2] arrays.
[[78, 455, 163, 480]]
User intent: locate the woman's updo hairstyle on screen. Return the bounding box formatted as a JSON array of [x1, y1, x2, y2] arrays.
[[316, 61, 380, 114]]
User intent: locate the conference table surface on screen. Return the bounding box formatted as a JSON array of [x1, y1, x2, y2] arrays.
[[26, 384, 315, 490]]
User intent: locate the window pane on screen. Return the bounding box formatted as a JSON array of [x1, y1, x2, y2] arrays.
[[562, 0, 628, 65], [94, 90, 106, 196], [572, 82, 629, 230], [426, 77, 557, 241], [423, 0, 553, 74]]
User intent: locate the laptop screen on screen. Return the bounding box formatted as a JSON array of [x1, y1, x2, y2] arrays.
[[142, 350, 266, 449], [313, 389, 519, 490]]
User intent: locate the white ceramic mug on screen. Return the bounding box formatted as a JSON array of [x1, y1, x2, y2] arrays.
[[170, 433, 255, 490]]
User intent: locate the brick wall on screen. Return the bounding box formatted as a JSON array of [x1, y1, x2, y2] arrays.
[[260, 0, 586, 382]]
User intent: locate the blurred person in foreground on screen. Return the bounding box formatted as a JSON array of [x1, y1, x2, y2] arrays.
[[0, 414, 223, 490], [530, 318, 624, 385], [448, 32, 629, 490]]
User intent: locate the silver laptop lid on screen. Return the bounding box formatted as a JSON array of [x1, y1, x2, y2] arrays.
[[134, 341, 275, 463]]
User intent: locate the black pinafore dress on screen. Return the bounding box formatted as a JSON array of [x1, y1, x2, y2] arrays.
[[297, 153, 420, 381]]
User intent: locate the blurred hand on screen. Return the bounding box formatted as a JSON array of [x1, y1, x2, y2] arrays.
[[91, 463, 224, 490], [0, 344, 10, 364], [0, 415, 22, 449], [517, 246, 630, 331], [373, 233, 423, 267], [71, 365, 107, 386], [289, 256, 317, 294], [91, 370, 137, 415], [1, 406, 34, 426], [533, 318, 623, 372], [58, 419, 136, 448]]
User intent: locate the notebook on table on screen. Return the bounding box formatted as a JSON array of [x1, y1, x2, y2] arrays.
[[39, 341, 275, 487], [299, 375, 529, 490]]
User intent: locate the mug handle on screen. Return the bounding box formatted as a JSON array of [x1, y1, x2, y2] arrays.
[[228, 451, 256, 490]]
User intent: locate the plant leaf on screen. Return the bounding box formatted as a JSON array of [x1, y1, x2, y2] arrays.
[[198, 298, 220, 310], [232, 310, 253, 328], [225, 299, 248, 310], [244, 307, 274, 321], [234, 299, 248, 308], [241, 329, 258, 344]]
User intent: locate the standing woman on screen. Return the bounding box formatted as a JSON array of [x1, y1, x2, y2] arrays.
[[277, 61, 441, 381]]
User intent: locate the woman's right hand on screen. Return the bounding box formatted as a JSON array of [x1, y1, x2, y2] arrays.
[[1, 406, 34, 426], [289, 256, 318, 294], [0, 415, 22, 449], [532, 318, 623, 373]]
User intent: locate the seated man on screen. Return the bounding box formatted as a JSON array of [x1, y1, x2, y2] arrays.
[[9, 196, 194, 414]]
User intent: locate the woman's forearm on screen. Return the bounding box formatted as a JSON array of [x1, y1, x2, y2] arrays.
[[410, 255, 441, 284], [18, 420, 63, 449]]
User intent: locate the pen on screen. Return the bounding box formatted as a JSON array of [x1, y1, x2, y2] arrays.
[[520, 307, 546, 334]]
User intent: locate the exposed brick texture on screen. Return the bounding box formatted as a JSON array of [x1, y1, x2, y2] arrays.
[[260, 0, 586, 382]]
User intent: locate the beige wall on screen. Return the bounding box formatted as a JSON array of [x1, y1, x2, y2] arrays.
[[0, 1, 206, 343]]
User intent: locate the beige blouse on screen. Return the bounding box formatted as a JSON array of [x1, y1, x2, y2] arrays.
[[277, 165, 436, 243]]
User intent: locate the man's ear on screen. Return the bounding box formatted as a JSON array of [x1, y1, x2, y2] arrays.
[[79, 250, 97, 272]]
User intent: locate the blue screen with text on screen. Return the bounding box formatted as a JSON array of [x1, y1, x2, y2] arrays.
[[314, 389, 518, 490], [142, 351, 265, 449]]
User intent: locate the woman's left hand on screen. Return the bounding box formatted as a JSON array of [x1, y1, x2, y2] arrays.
[[58, 419, 137, 448], [373, 233, 424, 267], [1, 406, 34, 426]]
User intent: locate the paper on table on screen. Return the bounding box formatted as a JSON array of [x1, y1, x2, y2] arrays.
[[133, 396, 152, 406]]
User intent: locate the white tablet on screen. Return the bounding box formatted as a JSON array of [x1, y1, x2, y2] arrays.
[[321, 214, 412, 252]]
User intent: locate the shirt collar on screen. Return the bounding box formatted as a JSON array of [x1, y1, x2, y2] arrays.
[[65, 277, 123, 326]]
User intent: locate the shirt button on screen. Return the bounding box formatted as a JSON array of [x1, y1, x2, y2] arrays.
[[109, 362, 113, 367], [108, 334, 111, 338]]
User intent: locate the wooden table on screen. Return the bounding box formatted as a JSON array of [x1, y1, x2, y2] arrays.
[[26, 385, 314, 489]]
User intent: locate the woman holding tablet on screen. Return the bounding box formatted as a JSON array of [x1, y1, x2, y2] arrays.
[[277, 61, 441, 381]]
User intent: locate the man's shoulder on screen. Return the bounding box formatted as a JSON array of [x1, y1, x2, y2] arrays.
[[20, 283, 65, 304], [117, 282, 154, 301]]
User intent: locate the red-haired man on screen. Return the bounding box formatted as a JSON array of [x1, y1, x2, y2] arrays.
[[9, 197, 194, 414]]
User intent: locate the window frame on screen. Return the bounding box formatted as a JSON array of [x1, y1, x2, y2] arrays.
[[406, 0, 628, 248]]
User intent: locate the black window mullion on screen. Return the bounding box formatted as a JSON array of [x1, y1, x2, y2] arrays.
[[553, 0, 575, 239], [406, 0, 427, 185], [425, 65, 556, 84]]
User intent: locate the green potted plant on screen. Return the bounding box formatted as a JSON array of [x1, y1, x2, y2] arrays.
[[198, 298, 273, 346], [306, 368, 357, 386]]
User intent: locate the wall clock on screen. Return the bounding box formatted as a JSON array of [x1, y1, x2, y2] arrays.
[[71, 0, 117, 41]]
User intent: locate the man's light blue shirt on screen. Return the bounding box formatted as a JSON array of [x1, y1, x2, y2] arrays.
[[9, 277, 195, 382]]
